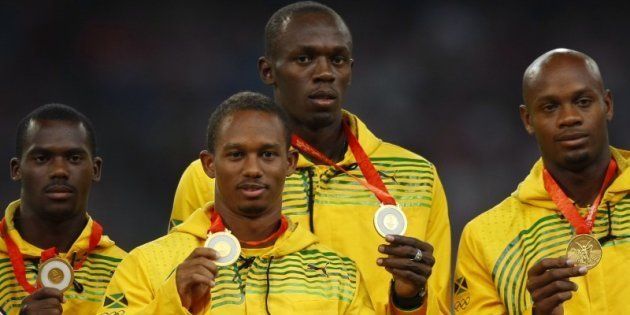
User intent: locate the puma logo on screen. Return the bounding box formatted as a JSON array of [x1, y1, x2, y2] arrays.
[[307, 263, 329, 277]]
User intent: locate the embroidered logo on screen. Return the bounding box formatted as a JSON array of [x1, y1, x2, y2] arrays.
[[454, 276, 470, 311], [103, 293, 128, 309]]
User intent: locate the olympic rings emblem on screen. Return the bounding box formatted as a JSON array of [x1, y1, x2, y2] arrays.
[[454, 296, 470, 311]]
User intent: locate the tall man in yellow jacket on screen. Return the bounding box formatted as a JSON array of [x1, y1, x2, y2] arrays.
[[170, 2, 451, 314], [455, 48, 630, 314], [100, 91, 374, 314], [2, 103, 126, 314]]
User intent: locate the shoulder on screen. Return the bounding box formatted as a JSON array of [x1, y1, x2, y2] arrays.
[[126, 232, 199, 268], [181, 159, 208, 182]]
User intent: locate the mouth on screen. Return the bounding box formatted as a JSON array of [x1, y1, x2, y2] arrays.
[[237, 183, 268, 199], [555, 132, 589, 148], [44, 185, 75, 201], [308, 90, 338, 107]]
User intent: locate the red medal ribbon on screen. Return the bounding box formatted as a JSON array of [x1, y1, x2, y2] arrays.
[[290, 121, 397, 205], [543, 159, 618, 234], [208, 208, 288, 247], [0, 218, 103, 293]]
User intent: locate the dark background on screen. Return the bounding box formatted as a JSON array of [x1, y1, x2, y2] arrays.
[[1, 1, 629, 259]]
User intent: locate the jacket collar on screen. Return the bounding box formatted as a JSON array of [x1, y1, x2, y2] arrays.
[[295, 110, 383, 168], [172, 203, 318, 257], [513, 147, 630, 210], [0, 200, 115, 259]]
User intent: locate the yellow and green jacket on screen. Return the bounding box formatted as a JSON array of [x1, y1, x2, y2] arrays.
[[170, 111, 451, 315], [454, 147, 630, 315], [99, 205, 374, 314], [0, 200, 126, 314]]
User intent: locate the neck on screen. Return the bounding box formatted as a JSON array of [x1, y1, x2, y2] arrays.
[[14, 206, 88, 253], [545, 150, 613, 207], [292, 117, 347, 163], [215, 203, 282, 248]]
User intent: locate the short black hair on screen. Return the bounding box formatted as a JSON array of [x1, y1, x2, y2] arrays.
[[15, 103, 97, 158], [207, 91, 291, 153], [264, 1, 352, 58]]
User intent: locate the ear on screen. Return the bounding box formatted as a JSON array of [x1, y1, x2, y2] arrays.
[[199, 150, 216, 179], [604, 89, 614, 121], [348, 58, 354, 86], [286, 149, 298, 177], [9, 158, 21, 181], [258, 56, 275, 85], [519, 104, 535, 135], [92, 156, 103, 182]]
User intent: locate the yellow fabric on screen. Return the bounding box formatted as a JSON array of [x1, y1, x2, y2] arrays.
[[0, 200, 126, 315], [454, 147, 630, 315], [170, 111, 451, 315], [100, 205, 374, 314]]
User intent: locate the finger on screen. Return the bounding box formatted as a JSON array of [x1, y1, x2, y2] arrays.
[[183, 256, 219, 276], [190, 273, 216, 288], [379, 244, 436, 266], [535, 290, 573, 313], [386, 267, 426, 286], [527, 257, 571, 277], [530, 279, 577, 302], [29, 287, 64, 303], [186, 247, 219, 261], [179, 263, 217, 283], [378, 257, 432, 277], [23, 298, 64, 313], [385, 235, 434, 253], [527, 265, 586, 291]]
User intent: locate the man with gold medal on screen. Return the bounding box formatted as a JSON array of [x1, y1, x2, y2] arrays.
[[454, 48, 630, 314], [98, 92, 374, 314], [1, 104, 126, 314]]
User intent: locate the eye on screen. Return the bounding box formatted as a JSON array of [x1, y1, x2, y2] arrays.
[[296, 55, 312, 64], [68, 154, 83, 163], [576, 97, 592, 107], [331, 55, 349, 65], [227, 151, 243, 160], [34, 155, 48, 164], [261, 151, 278, 159], [542, 103, 558, 112]]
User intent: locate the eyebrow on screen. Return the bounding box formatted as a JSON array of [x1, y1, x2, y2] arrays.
[[222, 142, 282, 150]]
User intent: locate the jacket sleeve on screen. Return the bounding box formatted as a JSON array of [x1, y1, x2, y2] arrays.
[[346, 269, 376, 315], [97, 249, 192, 315], [170, 160, 215, 231], [453, 222, 505, 314], [419, 166, 451, 315]]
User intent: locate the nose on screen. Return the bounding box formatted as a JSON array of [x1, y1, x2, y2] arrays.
[[557, 104, 583, 128], [313, 56, 335, 83], [49, 156, 70, 179], [242, 155, 263, 178]]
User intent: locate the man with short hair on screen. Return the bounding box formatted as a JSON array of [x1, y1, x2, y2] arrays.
[[2, 103, 126, 314], [171, 2, 451, 314], [454, 48, 630, 314], [100, 91, 374, 314]]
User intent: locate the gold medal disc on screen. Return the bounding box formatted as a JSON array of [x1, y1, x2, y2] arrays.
[[204, 231, 241, 266], [566, 234, 602, 270], [38, 258, 74, 292]]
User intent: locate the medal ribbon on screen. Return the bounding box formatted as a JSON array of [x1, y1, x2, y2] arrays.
[[290, 121, 397, 205], [543, 159, 617, 234], [208, 209, 289, 247], [0, 218, 103, 293]]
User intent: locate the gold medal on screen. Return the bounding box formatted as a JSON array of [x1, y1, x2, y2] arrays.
[[374, 204, 407, 237], [566, 234, 602, 270], [204, 230, 241, 266], [37, 258, 74, 292]]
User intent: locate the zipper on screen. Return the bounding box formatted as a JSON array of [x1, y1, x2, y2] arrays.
[[306, 168, 315, 233]]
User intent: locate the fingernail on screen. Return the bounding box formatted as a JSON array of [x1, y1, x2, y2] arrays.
[[378, 245, 385, 252], [210, 281, 216, 287], [62, 297, 67, 303], [377, 259, 383, 266], [566, 259, 574, 266], [386, 235, 394, 242], [578, 266, 587, 274]]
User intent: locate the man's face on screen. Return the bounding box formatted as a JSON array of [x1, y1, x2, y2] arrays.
[[259, 12, 353, 130], [10, 120, 102, 221], [520, 59, 613, 171], [202, 110, 297, 217]]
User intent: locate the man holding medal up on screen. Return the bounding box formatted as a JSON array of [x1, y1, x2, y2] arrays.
[[99, 91, 374, 314], [454, 48, 630, 314], [170, 2, 451, 314], [1, 104, 126, 314]]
